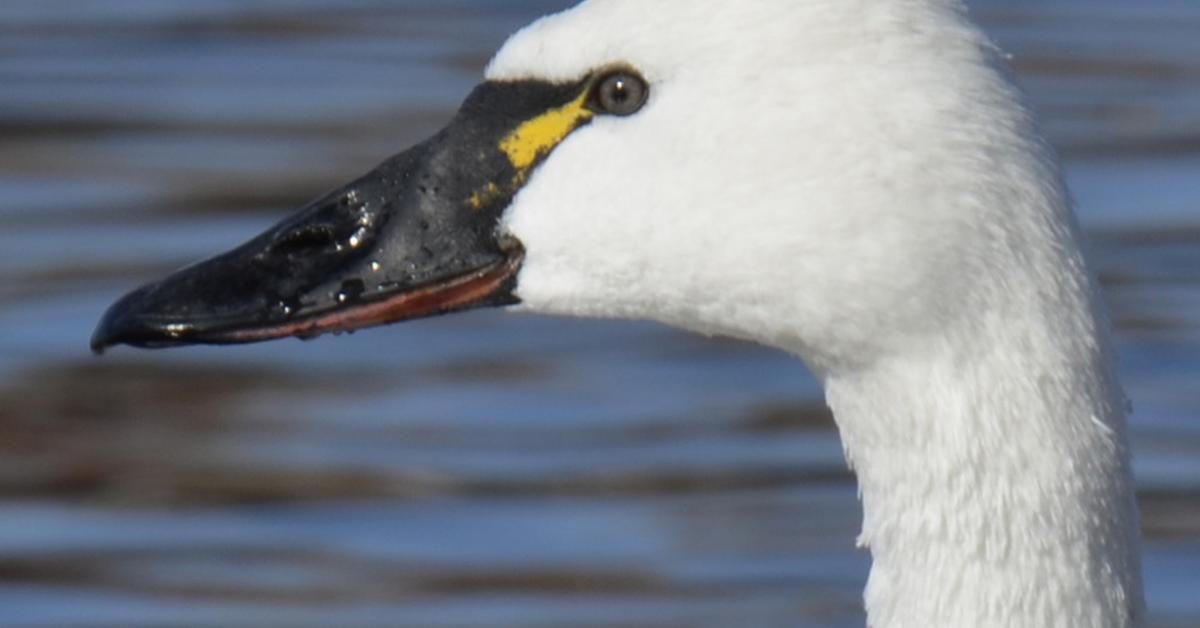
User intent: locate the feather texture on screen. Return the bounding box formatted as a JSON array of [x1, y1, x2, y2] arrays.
[[490, 2, 1145, 626]]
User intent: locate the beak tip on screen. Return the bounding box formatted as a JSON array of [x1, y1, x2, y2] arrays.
[[89, 336, 109, 356], [90, 304, 133, 355], [90, 285, 170, 354]]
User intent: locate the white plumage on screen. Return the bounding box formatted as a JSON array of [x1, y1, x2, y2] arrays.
[[491, 1, 1145, 626]]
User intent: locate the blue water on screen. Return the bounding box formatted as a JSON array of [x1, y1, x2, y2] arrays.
[[0, 2, 1197, 626]]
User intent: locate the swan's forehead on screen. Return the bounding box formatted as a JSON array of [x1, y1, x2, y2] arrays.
[[486, 1, 990, 87], [486, 0, 785, 83], [488, 1, 662, 82]]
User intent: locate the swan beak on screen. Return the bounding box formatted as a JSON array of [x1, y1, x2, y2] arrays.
[[91, 79, 594, 353]]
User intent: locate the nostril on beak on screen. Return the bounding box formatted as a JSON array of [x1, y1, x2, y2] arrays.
[[269, 225, 338, 256]]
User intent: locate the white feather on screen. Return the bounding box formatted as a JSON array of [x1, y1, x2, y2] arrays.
[[491, 1, 1145, 626]]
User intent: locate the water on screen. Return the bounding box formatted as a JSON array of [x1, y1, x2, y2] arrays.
[[1, 1, 1198, 626]]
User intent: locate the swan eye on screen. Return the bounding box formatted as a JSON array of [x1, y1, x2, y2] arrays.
[[592, 70, 649, 116]]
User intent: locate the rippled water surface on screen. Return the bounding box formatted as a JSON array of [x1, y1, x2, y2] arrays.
[[1, 1, 1198, 626]]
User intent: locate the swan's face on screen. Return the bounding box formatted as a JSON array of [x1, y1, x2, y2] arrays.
[[496, 1, 1019, 368], [93, 0, 1025, 371]]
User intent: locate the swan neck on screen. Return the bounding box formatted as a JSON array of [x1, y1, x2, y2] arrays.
[[824, 302, 1145, 627]]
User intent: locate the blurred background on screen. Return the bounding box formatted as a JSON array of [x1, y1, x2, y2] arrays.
[[1, 1, 1198, 626]]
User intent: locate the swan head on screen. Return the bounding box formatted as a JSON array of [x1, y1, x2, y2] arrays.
[[87, 5, 1145, 623], [92, 0, 1051, 374]]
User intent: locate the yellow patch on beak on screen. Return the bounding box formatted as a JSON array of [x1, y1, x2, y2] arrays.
[[465, 88, 594, 211], [499, 90, 594, 172], [468, 182, 501, 211]]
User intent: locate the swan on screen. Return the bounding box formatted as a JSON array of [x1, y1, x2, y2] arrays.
[[91, 1, 1146, 626]]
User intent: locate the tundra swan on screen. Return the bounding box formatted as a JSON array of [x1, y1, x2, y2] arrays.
[[92, 1, 1146, 626]]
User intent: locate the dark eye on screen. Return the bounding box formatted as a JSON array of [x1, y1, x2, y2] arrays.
[[592, 70, 649, 116]]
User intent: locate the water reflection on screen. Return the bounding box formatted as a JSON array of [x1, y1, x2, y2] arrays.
[[0, 1, 1198, 627]]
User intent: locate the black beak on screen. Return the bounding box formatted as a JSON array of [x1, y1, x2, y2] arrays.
[[91, 78, 593, 353]]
